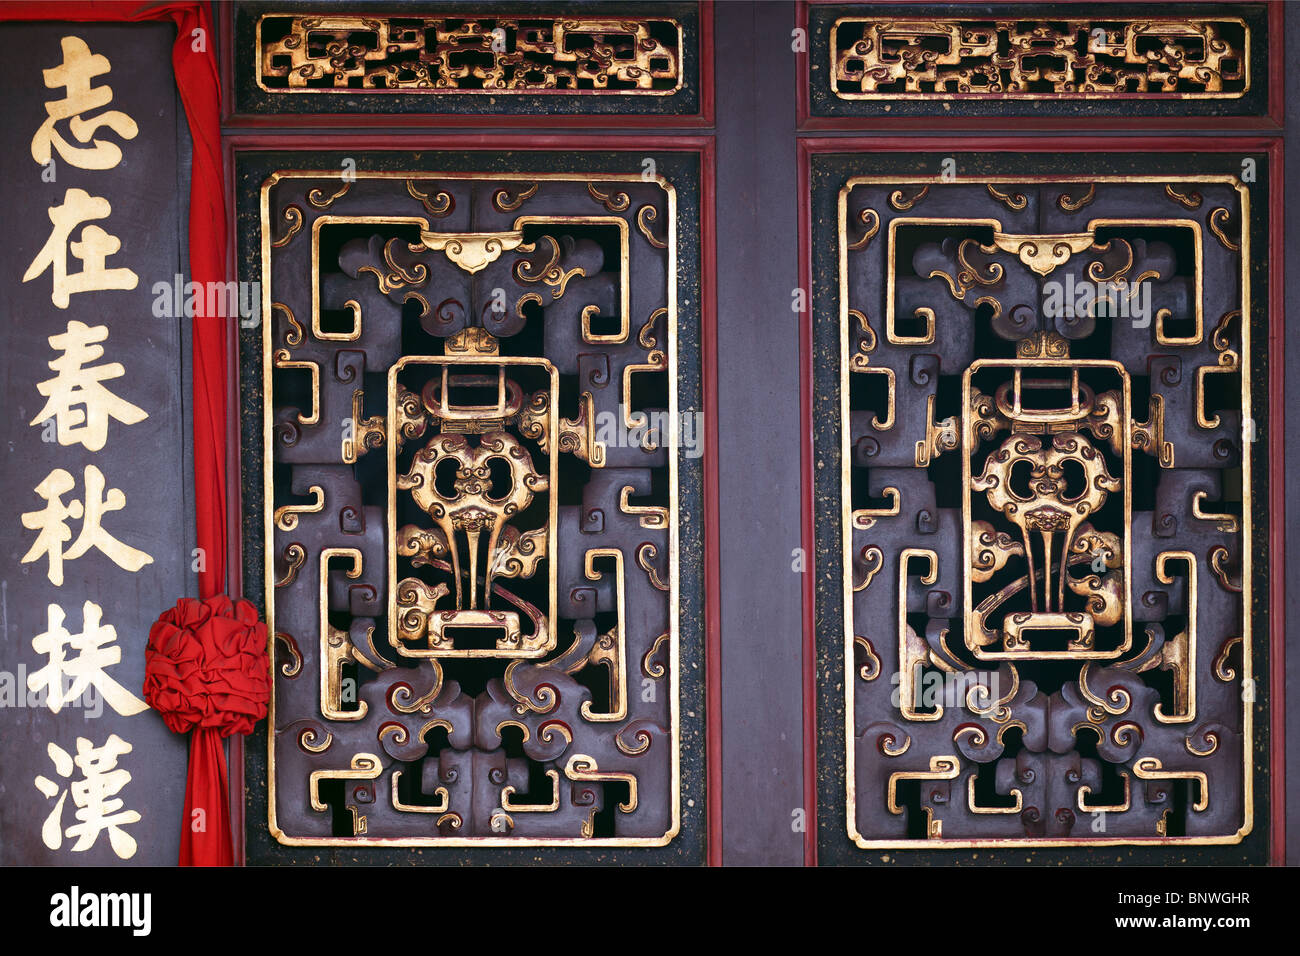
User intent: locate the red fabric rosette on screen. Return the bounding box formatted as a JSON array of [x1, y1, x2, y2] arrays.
[[145, 596, 268, 866]]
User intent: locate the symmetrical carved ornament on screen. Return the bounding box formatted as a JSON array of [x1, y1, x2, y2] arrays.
[[831, 18, 1249, 100], [258, 14, 683, 94], [262, 171, 679, 845], [840, 176, 1252, 846]]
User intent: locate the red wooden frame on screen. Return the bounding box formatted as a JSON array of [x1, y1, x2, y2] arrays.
[[794, 0, 1284, 132], [796, 134, 1287, 866], [221, 132, 720, 866], [220, 2, 716, 129]]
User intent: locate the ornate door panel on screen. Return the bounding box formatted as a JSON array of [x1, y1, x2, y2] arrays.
[[236, 151, 706, 863], [810, 150, 1271, 863]]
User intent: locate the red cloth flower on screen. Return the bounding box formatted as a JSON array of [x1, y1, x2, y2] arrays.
[[144, 595, 269, 737]]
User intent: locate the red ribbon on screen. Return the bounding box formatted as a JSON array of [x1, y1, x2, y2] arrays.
[[3, 3, 233, 863], [144, 597, 268, 865]]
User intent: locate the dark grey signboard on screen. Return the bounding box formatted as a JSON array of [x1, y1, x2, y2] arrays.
[[0, 22, 193, 865]]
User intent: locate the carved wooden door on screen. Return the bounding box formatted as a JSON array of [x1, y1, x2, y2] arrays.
[[229, 2, 709, 865], [222, 1, 1287, 867], [799, 3, 1281, 868]]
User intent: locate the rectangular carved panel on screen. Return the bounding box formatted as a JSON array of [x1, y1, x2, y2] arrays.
[[260, 171, 682, 847], [831, 17, 1249, 99], [258, 14, 683, 94], [836, 174, 1254, 848], [806, 4, 1271, 121], [230, 3, 704, 119]]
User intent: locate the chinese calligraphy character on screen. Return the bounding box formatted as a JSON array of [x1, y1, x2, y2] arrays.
[[28, 600, 147, 716], [31, 35, 138, 170], [19, 469, 76, 585], [20, 464, 154, 586], [22, 188, 138, 309], [30, 320, 147, 451], [35, 736, 139, 859]]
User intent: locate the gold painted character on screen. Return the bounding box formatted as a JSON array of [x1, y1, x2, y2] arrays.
[[31, 35, 138, 170], [30, 320, 147, 451], [22, 188, 138, 309], [28, 600, 147, 716], [35, 735, 139, 859], [20, 464, 155, 586]]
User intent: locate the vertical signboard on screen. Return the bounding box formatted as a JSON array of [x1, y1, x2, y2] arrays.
[[0, 22, 192, 865]]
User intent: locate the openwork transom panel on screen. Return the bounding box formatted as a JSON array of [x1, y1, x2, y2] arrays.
[[830, 17, 1249, 100], [257, 14, 683, 94], [839, 175, 1253, 847], [805, 4, 1271, 122], [261, 171, 680, 846]]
